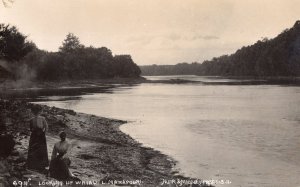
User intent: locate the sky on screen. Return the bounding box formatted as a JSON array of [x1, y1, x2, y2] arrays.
[[0, 0, 299, 65]]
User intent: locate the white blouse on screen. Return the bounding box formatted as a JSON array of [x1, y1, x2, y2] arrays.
[[51, 141, 70, 160]]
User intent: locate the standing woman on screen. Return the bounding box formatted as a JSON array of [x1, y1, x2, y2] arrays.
[[27, 106, 49, 172]]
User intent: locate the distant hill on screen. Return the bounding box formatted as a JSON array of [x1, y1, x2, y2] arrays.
[[141, 21, 300, 77]]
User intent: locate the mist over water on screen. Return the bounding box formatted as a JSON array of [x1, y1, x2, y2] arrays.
[[35, 76, 300, 187]]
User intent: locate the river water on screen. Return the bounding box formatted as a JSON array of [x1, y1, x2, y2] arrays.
[[35, 76, 300, 187]]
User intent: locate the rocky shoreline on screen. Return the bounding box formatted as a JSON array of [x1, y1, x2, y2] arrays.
[[0, 99, 209, 187]]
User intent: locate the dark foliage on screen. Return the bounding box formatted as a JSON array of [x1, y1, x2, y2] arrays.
[[200, 21, 300, 76], [140, 62, 201, 76], [0, 24, 34, 62], [22, 33, 141, 80], [0, 134, 15, 158], [141, 21, 300, 77], [0, 65, 13, 79], [59, 33, 84, 54], [113, 55, 141, 78], [0, 24, 141, 80]]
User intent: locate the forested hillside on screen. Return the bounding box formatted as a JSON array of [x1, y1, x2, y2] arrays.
[[141, 21, 300, 77]]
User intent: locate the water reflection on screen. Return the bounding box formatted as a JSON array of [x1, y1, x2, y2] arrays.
[[32, 76, 300, 187]]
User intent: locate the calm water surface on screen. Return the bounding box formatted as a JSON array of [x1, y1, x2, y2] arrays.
[[35, 76, 300, 187]]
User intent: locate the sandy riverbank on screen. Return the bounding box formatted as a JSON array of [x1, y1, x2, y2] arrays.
[[0, 100, 209, 187]]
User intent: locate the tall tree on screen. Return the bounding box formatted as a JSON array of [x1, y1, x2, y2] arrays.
[[0, 24, 34, 62], [59, 33, 84, 53]]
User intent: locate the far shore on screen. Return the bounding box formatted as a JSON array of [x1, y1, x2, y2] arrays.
[[1, 75, 299, 93]]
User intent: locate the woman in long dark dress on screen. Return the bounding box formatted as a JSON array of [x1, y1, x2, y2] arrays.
[[49, 131, 72, 180], [27, 106, 49, 172]]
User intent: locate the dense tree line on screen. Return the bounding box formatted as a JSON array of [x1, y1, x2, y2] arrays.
[[0, 25, 141, 81], [140, 63, 201, 76], [141, 21, 300, 77]]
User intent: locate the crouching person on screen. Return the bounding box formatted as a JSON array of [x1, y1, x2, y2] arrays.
[[49, 131, 72, 180]]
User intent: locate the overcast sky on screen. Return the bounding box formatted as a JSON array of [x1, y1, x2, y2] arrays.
[[0, 0, 299, 65]]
